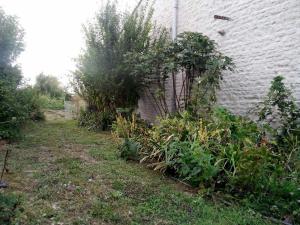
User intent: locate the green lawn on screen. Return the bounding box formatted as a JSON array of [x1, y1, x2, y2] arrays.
[[0, 120, 271, 224]]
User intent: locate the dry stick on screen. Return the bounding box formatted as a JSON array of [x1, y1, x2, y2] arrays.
[[161, 81, 170, 115], [188, 68, 196, 103], [187, 68, 196, 107], [199, 69, 219, 108], [146, 87, 164, 117], [146, 87, 163, 117], [185, 71, 191, 109], [185, 68, 193, 108], [159, 91, 169, 115], [263, 216, 293, 225], [0, 147, 9, 181], [178, 71, 187, 110], [157, 80, 168, 115], [172, 72, 179, 110], [154, 82, 166, 115], [169, 176, 193, 188]]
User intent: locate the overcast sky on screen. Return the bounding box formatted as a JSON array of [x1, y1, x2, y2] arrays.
[[0, 0, 139, 87]]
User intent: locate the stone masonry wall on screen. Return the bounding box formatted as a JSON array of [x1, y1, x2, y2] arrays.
[[138, 0, 300, 121]]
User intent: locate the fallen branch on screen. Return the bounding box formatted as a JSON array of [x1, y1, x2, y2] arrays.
[[263, 216, 293, 225], [0, 144, 10, 188]]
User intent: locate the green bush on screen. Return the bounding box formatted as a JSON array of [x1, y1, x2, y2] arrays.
[[166, 140, 218, 185], [0, 193, 21, 225], [119, 138, 140, 160], [114, 107, 300, 222], [39, 94, 64, 110], [0, 8, 44, 140], [17, 87, 45, 121], [78, 109, 114, 131], [34, 73, 64, 98], [73, 2, 154, 128], [0, 86, 44, 140]]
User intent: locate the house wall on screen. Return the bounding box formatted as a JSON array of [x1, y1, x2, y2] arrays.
[[138, 0, 300, 121]]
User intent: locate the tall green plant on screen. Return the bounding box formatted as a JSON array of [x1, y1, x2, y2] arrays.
[[0, 8, 44, 140], [0, 8, 25, 139], [73, 2, 154, 118], [258, 76, 300, 137], [125, 28, 172, 116], [173, 32, 234, 113], [127, 32, 234, 118], [34, 73, 63, 98]]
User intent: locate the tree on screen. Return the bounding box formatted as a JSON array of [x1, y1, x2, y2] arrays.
[[0, 8, 25, 139], [73, 2, 154, 129], [34, 73, 63, 98], [0, 8, 24, 68], [127, 32, 234, 118], [0, 8, 43, 140]]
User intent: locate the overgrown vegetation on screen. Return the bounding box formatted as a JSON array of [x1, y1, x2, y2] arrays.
[[0, 193, 21, 225], [38, 94, 64, 110], [0, 8, 44, 140], [114, 76, 300, 223], [34, 73, 64, 98], [74, 2, 233, 130], [72, 2, 298, 223], [3, 1, 298, 224], [0, 120, 271, 224], [127, 31, 234, 117], [34, 73, 65, 110], [73, 2, 154, 130]]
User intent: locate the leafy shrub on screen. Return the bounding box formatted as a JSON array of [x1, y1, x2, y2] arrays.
[[112, 114, 137, 138], [257, 76, 300, 161], [112, 113, 149, 138], [119, 138, 140, 160], [78, 110, 114, 131], [0, 86, 44, 140], [17, 87, 45, 121], [73, 2, 154, 128], [165, 140, 218, 185], [39, 94, 64, 110], [34, 73, 64, 98], [0, 193, 21, 225], [114, 107, 300, 222], [0, 8, 44, 140]]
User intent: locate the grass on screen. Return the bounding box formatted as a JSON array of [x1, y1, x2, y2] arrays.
[[0, 119, 272, 224], [39, 95, 64, 110]]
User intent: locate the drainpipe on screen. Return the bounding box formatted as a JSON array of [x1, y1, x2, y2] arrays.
[[172, 0, 178, 40], [172, 0, 179, 111]]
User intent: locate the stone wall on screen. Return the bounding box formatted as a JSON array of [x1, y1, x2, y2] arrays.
[[138, 0, 300, 121]]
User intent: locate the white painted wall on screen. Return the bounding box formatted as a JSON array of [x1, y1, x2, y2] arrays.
[[138, 0, 300, 120]]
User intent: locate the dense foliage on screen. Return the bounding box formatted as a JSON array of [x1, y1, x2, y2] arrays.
[[0, 8, 44, 140], [74, 2, 299, 223], [127, 32, 234, 117], [258, 76, 300, 147], [33, 73, 65, 110], [74, 2, 234, 129], [38, 94, 64, 110], [113, 76, 300, 223], [34, 73, 64, 98], [0, 193, 21, 225], [73, 2, 153, 129]]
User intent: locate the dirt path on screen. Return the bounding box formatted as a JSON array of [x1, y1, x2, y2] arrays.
[[0, 119, 270, 225], [44, 110, 71, 121]]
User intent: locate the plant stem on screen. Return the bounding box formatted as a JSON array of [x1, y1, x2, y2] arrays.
[[0, 148, 9, 181]]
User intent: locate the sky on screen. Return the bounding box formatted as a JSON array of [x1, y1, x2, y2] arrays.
[[0, 0, 139, 87]]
